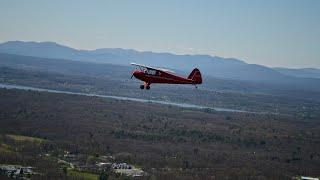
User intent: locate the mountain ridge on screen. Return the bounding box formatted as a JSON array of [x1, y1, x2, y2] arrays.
[[274, 67, 320, 79], [0, 40, 318, 82]]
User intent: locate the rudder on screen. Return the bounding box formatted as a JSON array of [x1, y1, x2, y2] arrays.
[[188, 68, 202, 84]]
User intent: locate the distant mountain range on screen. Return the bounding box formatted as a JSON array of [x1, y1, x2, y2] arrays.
[[274, 67, 320, 79], [0, 41, 319, 83]]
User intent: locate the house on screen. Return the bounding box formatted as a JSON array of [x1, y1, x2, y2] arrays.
[[111, 163, 131, 169], [0, 165, 34, 178]]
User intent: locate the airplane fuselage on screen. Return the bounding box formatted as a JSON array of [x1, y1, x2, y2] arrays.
[[133, 70, 196, 85]]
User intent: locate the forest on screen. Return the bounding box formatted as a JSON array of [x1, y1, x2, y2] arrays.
[[0, 88, 319, 179]]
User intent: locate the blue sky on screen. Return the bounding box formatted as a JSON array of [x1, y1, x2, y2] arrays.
[[0, 0, 319, 68]]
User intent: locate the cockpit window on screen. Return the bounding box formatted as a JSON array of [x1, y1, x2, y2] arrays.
[[146, 69, 157, 75]]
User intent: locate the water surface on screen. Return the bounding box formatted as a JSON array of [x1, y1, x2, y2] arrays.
[[0, 83, 252, 113]]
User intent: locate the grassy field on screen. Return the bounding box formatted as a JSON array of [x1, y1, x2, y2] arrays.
[[0, 143, 11, 153], [6, 134, 46, 143], [68, 169, 99, 180]]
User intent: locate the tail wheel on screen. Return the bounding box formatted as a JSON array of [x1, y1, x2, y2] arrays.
[[146, 85, 150, 90], [140, 85, 144, 89]]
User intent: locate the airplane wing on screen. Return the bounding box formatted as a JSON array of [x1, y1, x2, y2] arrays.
[[131, 63, 175, 73], [130, 63, 158, 71], [157, 68, 175, 74]]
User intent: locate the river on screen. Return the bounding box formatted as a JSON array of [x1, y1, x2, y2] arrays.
[[0, 83, 252, 113]]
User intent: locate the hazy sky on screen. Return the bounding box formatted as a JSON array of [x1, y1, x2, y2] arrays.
[[0, 0, 319, 68]]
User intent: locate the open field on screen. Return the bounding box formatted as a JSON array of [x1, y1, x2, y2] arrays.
[[6, 134, 46, 143], [68, 169, 99, 180]]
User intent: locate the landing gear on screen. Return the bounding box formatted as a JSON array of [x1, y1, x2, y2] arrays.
[[139, 83, 151, 90]]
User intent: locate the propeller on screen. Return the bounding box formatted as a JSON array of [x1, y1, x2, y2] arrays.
[[130, 67, 138, 79]]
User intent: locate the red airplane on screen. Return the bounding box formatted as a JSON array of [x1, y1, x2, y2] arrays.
[[131, 63, 202, 90]]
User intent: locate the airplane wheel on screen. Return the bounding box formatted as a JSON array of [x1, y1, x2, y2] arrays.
[[146, 85, 150, 90], [140, 85, 144, 89]]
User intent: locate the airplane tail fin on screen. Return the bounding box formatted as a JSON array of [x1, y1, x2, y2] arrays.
[[188, 68, 202, 84]]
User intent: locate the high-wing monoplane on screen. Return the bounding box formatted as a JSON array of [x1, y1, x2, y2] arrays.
[[131, 63, 202, 90]]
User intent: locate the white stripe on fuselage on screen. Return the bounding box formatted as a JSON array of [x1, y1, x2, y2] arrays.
[[144, 74, 193, 84]]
